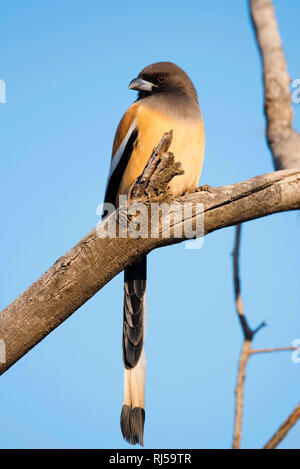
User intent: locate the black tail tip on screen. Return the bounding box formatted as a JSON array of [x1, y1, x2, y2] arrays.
[[121, 405, 145, 446]]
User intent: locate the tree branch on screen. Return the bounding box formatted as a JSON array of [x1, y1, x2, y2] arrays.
[[232, 224, 265, 449], [251, 346, 297, 355], [233, 340, 252, 449], [232, 224, 266, 341], [0, 134, 299, 376], [263, 404, 300, 449], [128, 129, 183, 201], [235, 1, 300, 450], [249, 0, 300, 170], [231, 221, 299, 448]]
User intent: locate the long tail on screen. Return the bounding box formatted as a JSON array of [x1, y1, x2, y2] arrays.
[[121, 256, 146, 446]]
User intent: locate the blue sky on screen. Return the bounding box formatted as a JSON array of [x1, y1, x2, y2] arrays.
[[0, 0, 299, 449]]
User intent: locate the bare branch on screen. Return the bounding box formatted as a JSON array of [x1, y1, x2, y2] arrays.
[[251, 346, 297, 355], [233, 340, 252, 449], [128, 130, 183, 202], [232, 224, 266, 341], [249, 0, 300, 170], [232, 223, 266, 449], [232, 341, 298, 448], [231, 221, 297, 448], [0, 138, 300, 376], [264, 404, 300, 449], [243, 1, 300, 450], [233, 225, 247, 334]]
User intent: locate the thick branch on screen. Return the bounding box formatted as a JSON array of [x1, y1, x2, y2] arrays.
[[249, 0, 300, 170], [0, 163, 300, 375], [243, 2, 300, 450]]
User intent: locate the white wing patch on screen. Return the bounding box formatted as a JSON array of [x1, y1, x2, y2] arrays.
[[106, 118, 138, 189]]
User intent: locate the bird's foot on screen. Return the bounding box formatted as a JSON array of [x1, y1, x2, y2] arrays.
[[196, 184, 215, 193], [184, 184, 215, 196]]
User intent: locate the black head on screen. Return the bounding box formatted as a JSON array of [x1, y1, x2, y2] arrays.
[[129, 62, 198, 102]]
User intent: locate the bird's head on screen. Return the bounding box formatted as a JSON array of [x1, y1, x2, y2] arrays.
[[128, 61, 198, 101]]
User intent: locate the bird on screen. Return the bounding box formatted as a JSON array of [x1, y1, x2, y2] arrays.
[[103, 61, 205, 446]]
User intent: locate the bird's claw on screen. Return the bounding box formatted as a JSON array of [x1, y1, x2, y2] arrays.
[[183, 184, 215, 196], [195, 184, 215, 193]]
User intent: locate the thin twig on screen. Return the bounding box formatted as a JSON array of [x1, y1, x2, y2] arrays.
[[233, 340, 252, 449], [251, 346, 297, 355], [232, 224, 265, 341], [232, 224, 265, 448], [249, 0, 300, 170], [243, 0, 300, 450], [232, 223, 299, 449], [264, 404, 300, 449]]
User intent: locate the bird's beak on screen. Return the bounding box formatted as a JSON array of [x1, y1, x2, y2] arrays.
[[128, 77, 157, 92]]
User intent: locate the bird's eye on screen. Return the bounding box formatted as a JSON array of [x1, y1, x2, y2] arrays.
[[157, 74, 166, 83]]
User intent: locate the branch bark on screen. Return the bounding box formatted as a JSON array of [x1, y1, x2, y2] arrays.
[[232, 224, 265, 449], [232, 224, 266, 341], [0, 161, 299, 376], [251, 346, 297, 355], [233, 340, 252, 449], [249, 0, 300, 170], [239, 1, 300, 449], [231, 223, 297, 449], [264, 404, 300, 449]]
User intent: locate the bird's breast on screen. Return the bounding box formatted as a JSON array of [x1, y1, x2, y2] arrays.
[[118, 104, 205, 197]]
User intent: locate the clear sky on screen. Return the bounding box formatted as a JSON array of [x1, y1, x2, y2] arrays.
[[0, 0, 299, 449]]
